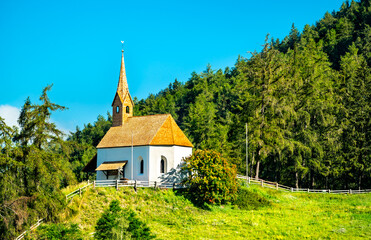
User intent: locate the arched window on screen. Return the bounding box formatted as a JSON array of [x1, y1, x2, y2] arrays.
[[138, 157, 144, 174], [126, 106, 130, 113], [160, 156, 167, 174], [116, 106, 120, 113]]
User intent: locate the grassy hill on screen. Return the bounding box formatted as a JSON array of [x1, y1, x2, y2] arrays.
[[33, 182, 371, 239]]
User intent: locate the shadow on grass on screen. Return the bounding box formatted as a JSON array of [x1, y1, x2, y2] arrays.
[[173, 188, 212, 210], [233, 186, 271, 210]]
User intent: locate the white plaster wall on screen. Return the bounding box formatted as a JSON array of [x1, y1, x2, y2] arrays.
[[174, 146, 192, 168], [149, 146, 192, 182], [97, 145, 192, 182], [97, 146, 149, 181], [148, 146, 173, 182]]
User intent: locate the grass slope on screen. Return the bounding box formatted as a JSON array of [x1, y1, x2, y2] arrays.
[[57, 183, 371, 239]]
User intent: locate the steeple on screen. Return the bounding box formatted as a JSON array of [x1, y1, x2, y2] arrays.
[[116, 48, 129, 101], [112, 42, 134, 127]]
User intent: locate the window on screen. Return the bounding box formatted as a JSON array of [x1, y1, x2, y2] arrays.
[[116, 106, 120, 113], [140, 159, 144, 174], [126, 106, 130, 113], [138, 157, 144, 174], [160, 156, 167, 174]]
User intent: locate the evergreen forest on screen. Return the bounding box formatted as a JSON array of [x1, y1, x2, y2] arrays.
[[0, 0, 370, 238]]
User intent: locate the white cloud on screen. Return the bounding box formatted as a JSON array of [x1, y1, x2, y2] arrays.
[[0, 105, 20, 128]]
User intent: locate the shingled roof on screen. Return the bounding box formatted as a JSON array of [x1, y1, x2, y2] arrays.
[[97, 114, 193, 148]]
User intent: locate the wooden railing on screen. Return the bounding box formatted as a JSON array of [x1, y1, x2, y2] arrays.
[[15, 219, 43, 240], [16, 181, 93, 240], [237, 175, 371, 194], [66, 181, 92, 200], [16, 176, 370, 239], [93, 179, 184, 190]]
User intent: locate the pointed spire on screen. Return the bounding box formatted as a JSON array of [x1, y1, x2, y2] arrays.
[[116, 41, 129, 102]]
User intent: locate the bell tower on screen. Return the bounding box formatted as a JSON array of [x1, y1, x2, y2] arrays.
[[112, 42, 134, 127]]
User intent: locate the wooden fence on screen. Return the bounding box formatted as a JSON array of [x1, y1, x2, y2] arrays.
[[66, 181, 93, 200], [15, 219, 43, 240], [237, 175, 371, 194], [15, 179, 181, 239], [15, 176, 371, 239], [93, 179, 184, 190]]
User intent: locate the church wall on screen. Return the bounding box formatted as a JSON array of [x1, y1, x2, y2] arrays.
[[122, 95, 133, 122], [96, 145, 192, 182], [112, 95, 123, 127], [148, 146, 174, 182], [97, 146, 149, 181], [174, 146, 192, 167], [148, 146, 192, 182]]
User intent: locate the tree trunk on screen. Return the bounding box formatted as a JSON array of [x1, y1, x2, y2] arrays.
[[295, 165, 299, 189], [255, 159, 260, 180], [310, 170, 315, 188], [250, 152, 254, 177]]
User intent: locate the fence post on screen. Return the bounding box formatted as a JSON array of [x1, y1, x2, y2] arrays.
[[276, 182, 278, 190], [88, 179, 90, 185], [134, 180, 137, 192], [173, 182, 175, 190], [307, 188, 309, 193], [248, 176, 250, 184], [291, 187, 293, 192], [328, 189, 331, 193], [116, 179, 119, 191], [79, 188, 81, 197], [154, 181, 157, 189], [261, 179, 263, 187], [349, 189, 352, 194], [93, 180, 96, 188]]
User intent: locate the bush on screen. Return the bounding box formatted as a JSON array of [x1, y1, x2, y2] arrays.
[[181, 149, 238, 205], [234, 186, 271, 210], [127, 210, 155, 239], [36, 223, 82, 240], [95, 200, 155, 240], [95, 200, 122, 240]]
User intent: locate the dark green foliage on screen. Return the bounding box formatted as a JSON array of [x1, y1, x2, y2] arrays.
[[36, 223, 83, 240], [66, 114, 112, 181], [234, 186, 271, 210], [1, 1, 370, 238], [127, 210, 155, 240], [95, 200, 155, 240], [95, 200, 122, 239], [133, 1, 370, 190], [0, 86, 75, 239], [181, 150, 238, 205]]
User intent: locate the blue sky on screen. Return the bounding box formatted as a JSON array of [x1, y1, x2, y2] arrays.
[[0, 0, 344, 133]]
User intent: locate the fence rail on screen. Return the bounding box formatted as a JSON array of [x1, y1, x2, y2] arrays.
[[66, 181, 92, 200], [15, 219, 43, 240], [93, 179, 184, 190], [237, 175, 371, 194], [16, 175, 370, 239]]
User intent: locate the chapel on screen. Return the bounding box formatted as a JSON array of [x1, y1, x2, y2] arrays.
[[84, 47, 193, 182]]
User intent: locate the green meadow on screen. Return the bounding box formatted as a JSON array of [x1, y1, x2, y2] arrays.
[[51, 183, 371, 239]]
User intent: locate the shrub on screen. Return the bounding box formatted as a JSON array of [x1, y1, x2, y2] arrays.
[[36, 223, 82, 240], [95, 200, 122, 240], [234, 186, 271, 210], [181, 149, 238, 205], [95, 200, 155, 240], [127, 210, 155, 239]]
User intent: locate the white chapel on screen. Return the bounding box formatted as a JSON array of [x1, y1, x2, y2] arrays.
[[84, 47, 193, 182]]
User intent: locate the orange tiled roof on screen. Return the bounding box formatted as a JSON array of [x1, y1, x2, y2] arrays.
[[97, 114, 193, 148]]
